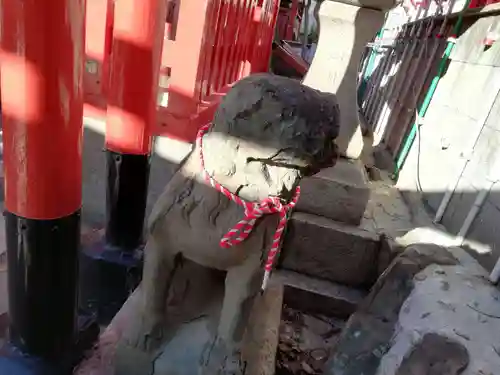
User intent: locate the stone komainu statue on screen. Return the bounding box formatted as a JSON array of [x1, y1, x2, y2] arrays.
[[116, 73, 340, 375]]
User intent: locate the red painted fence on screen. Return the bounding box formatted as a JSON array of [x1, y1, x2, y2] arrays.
[[84, 0, 280, 142], [469, 0, 500, 8], [276, 0, 299, 41]]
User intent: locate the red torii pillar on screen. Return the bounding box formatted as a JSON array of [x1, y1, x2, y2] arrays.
[[80, 0, 167, 323], [0, 0, 97, 372], [105, 0, 167, 252]]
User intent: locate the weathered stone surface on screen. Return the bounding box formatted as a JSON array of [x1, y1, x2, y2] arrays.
[[280, 213, 380, 287], [274, 270, 367, 318], [296, 159, 370, 225], [395, 333, 469, 375], [113, 74, 341, 375], [324, 243, 500, 375], [304, 1, 385, 159], [360, 179, 415, 238], [324, 244, 459, 375], [375, 260, 500, 375]]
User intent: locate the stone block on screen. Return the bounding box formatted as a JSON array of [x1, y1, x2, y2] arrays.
[[296, 159, 370, 225], [324, 243, 500, 375], [280, 213, 380, 287]]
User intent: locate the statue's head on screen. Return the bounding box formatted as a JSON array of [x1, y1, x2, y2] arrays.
[[202, 73, 340, 201]]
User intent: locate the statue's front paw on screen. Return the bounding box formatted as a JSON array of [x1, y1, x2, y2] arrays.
[[115, 341, 156, 375], [201, 338, 247, 375], [122, 314, 165, 352], [222, 352, 247, 375]]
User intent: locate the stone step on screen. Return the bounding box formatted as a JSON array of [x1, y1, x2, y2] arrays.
[[246, 271, 367, 375], [280, 212, 381, 287], [273, 270, 367, 318], [296, 159, 370, 226]]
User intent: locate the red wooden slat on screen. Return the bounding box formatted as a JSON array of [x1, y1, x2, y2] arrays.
[[84, 0, 281, 142]]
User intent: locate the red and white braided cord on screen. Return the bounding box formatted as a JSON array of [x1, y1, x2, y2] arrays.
[[197, 124, 300, 290]]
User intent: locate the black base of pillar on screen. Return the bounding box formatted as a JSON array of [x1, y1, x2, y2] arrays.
[[6, 211, 84, 359], [79, 240, 143, 324], [105, 150, 151, 250], [0, 311, 99, 375], [79, 151, 149, 324], [3, 210, 99, 373]]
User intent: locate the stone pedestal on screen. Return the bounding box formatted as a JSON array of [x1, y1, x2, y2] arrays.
[[303, 0, 388, 159], [296, 159, 370, 226]]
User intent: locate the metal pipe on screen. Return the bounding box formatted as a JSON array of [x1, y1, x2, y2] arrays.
[[358, 28, 385, 105], [369, 44, 399, 125], [456, 181, 495, 246], [392, 26, 453, 156], [375, 35, 413, 135], [362, 27, 399, 112], [363, 27, 399, 114], [373, 42, 398, 135], [372, 7, 431, 129], [363, 25, 412, 119], [434, 86, 500, 223], [380, 10, 430, 144], [365, 42, 395, 122], [362, 51, 384, 115], [301, 0, 311, 59], [489, 215, 500, 282], [366, 49, 393, 123], [376, 17, 436, 141], [391, 0, 458, 155], [490, 258, 500, 284]]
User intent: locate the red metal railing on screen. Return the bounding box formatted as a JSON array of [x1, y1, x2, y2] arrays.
[[84, 0, 280, 142], [276, 0, 299, 41], [469, 0, 500, 7]]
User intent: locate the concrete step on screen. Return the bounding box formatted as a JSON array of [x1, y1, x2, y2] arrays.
[[296, 159, 370, 226], [280, 212, 381, 287]]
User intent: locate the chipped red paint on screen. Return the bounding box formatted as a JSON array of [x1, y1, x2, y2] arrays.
[[0, 0, 86, 219]]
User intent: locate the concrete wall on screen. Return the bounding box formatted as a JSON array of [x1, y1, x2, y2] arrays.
[[397, 15, 500, 271]]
